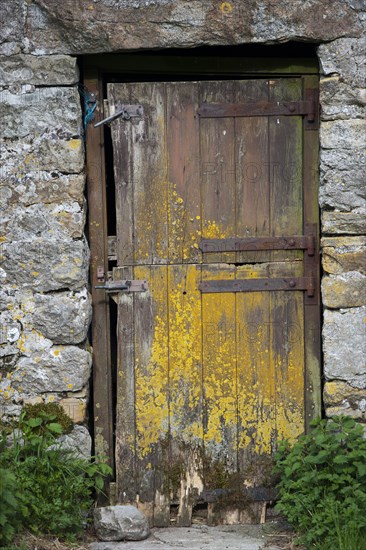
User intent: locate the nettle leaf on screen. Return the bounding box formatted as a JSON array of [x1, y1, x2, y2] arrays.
[[274, 415, 366, 546], [26, 417, 43, 428], [48, 423, 63, 434], [333, 454, 349, 464]]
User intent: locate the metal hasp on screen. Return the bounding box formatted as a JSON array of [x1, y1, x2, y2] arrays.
[[198, 224, 318, 300], [94, 104, 144, 127], [95, 280, 149, 293]]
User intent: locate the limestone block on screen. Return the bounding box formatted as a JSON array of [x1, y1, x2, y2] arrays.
[[11, 346, 92, 394], [321, 237, 366, 275], [318, 38, 365, 87], [50, 425, 92, 460], [0, 0, 23, 56], [320, 76, 365, 120], [3, 202, 86, 240], [0, 173, 85, 212], [0, 87, 82, 139], [60, 397, 87, 423], [94, 505, 150, 542], [320, 119, 365, 150], [1, 133, 85, 178], [0, 310, 21, 358], [322, 272, 366, 308], [322, 212, 366, 235], [324, 381, 365, 406], [1, 238, 89, 292], [325, 404, 365, 420], [320, 149, 365, 211], [323, 307, 366, 389], [0, 55, 79, 86], [22, 0, 362, 55], [32, 289, 92, 344]]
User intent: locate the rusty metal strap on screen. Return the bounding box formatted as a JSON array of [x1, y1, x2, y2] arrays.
[[199, 277, 315, 296], [200, 235, 315, 255], [198, 99, 315, 119]]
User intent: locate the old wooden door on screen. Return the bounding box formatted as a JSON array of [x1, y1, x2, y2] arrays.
[[107, 77, 320, 526]]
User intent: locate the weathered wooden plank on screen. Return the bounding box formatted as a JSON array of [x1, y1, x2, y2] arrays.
[[167, 264, 203, 526], [201, 264, 238, 503], [134, 265, 169, 524], [108, 83, 135, 266], [271, 291, 305, 443], [166, 82, 201, 264], [236, 266, 273, 471], [234, 80, 270, 265], [84, 68, 114, 480], [200, 81, 237, 264], [114, 265, 136, 503], [302, 75, 321, 430], [137, 82, 168, 265], [269, 79, 303, 264], [129, 83, 168, 265]]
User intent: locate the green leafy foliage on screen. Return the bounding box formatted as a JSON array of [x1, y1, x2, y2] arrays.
[[0, 468, 23, 546], [274, 416, 366, 549], [0, 404, 112, 545]]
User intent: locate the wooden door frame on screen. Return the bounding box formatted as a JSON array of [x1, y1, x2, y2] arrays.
[[82, 50, 321, 482]]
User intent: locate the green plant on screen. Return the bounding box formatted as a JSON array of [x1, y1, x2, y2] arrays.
[[0, 468, 23, 546], [274, 415, 366, 549], [0, 404, 112, 544], [23, 402, 74, 435]]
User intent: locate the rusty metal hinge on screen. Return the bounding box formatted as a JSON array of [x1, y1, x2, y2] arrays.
[[95, 280, 149, 293], [197, 91, 319, 129], [200, 234, 315, 254], [198, 276, 315, 296]]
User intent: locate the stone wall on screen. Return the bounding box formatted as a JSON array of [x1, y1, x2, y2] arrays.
[[0, 50, 92, 451], [0, 1, 365, 444]]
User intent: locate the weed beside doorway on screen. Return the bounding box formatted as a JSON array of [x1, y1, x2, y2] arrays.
[[273, 415, 366, 549], [0, 403, 111, 547]]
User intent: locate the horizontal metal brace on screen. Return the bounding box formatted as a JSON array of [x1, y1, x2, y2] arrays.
[[198, 99, 315, 120], [199, 277, 314, 296], [94, 104, 144, 127], [95, 279, 149, 293], [200, 235, 315, 255]]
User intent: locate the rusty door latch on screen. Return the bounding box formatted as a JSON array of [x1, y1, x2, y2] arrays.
[[95, 280, 149, 293], [94, 104, 144, 127]]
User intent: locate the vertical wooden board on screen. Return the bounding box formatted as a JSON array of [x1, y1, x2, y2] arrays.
[[201, 264, 238, 480], [85, 70, 113, 473], [235, 80, 270, 264], [269, 78, 303, 262], [115, 266, 136, 502], [236, 270, 274, 471], [199, 81, 237, 264], [133, 265, 170, 523], [303, 75, 321, 430], [128, 82, 168, 265], [167, 264, 204, 526], [108, 83, 134, 266], [270, 291, 305, 444], [168, 264, 203, 446], [166, 82, 201, 264]]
